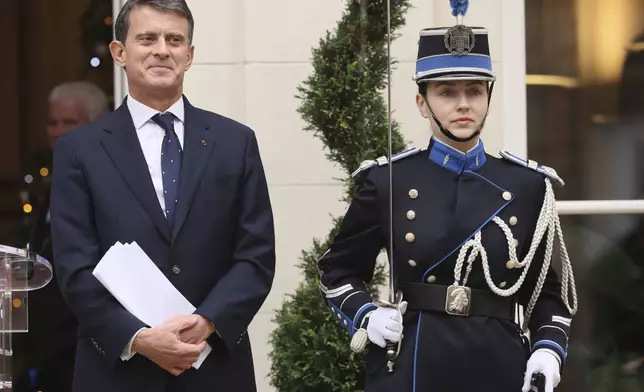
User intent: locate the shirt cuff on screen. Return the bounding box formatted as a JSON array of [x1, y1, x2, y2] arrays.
[[120, 327, 147, 361]]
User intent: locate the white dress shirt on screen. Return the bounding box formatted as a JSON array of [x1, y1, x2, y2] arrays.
[[128, 94, 185, 215], [119, 94, 185, 360]]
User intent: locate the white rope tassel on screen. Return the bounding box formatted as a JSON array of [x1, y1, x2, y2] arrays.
[[451, 178, 578, 331], [519, 179, 578, 330], [453, 234, 482, 286]]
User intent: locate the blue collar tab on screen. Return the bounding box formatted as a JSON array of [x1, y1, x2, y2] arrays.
[[428, 137, 486, 173]]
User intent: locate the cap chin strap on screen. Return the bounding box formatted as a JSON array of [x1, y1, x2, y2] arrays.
[[422, 81, 495, 143]]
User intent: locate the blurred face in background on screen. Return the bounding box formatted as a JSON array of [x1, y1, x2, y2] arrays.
[[46, 99, 89, 149]]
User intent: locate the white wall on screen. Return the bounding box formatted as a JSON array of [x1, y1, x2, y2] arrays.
[[113, 0, 527, 390]]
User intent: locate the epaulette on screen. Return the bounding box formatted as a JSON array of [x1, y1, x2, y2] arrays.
[[499, 150, 565, 186], [351, 148, 421, 179]]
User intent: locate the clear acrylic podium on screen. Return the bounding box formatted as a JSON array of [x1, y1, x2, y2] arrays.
[[0, 245, 52, 390]]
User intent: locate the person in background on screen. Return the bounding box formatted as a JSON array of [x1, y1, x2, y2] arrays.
[[15, 81, 108, 392], [45, 81, 110, 149]]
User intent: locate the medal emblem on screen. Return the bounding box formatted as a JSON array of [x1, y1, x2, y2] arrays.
[[445, 285, 471, 316], [444, 24, 475, 56]]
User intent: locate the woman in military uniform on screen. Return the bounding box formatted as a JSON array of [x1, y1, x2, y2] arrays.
[[317, 3, 578, 392]]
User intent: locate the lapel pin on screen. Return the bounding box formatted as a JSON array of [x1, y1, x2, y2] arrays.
[[201, 140, 207, 146]]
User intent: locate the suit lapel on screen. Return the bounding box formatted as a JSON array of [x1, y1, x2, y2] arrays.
[[100, 101, 172, 242], [172, 97, 217, 240]]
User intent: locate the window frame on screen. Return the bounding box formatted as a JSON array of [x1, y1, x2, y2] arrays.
[[504, 0, 644, 216]]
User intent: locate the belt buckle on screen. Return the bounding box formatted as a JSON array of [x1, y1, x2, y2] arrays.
[[445, 285, 471, 316]]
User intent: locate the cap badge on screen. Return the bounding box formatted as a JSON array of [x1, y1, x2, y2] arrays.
[[444, 24, 475, 56]]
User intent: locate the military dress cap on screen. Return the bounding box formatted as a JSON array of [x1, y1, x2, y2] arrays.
[[413, 0, 495, 83]]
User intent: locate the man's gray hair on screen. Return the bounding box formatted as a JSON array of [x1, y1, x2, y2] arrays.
[[114, 0, 194, 44], [49, 81, 109, 121]]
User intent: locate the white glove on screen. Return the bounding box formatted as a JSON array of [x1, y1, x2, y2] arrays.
[[522, 349, 561, 392], [365, 302, 406, 348]]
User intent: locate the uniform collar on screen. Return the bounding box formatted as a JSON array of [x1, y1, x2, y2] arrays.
[[126, 94, 185, 130], [428, 136, 487, 173]]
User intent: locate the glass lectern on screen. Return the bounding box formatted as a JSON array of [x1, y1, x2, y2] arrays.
[[0, 245, 52, 390]]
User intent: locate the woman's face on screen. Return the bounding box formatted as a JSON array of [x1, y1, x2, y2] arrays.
[[416, 80, 489, 143]]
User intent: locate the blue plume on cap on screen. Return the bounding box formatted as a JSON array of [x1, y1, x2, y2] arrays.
[[450, 0, 469, 17]]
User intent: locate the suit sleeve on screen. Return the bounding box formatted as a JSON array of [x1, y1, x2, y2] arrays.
[[50, 137, 147, 366], [518, 177, 572, 370], [194, 130, 275, 352], [317, 171, 384, 336]]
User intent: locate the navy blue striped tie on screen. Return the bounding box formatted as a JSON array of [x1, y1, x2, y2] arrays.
[[152, 113, 182, 228]]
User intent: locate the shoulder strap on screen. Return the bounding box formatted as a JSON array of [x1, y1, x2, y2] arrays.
[[499, 150, 565, 187], [351, 148, 421, 179]]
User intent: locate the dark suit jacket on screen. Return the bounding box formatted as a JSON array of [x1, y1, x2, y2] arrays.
[[50, 96, 276, 392]]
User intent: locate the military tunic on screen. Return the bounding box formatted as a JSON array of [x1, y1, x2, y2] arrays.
[[318, 137, 574, 391]]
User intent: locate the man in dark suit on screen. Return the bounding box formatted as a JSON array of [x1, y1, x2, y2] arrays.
[[49, 1, 276, 391], [15, 81, 108, 392]]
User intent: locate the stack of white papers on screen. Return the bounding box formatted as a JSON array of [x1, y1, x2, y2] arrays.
[[92, 241, 212, 368]]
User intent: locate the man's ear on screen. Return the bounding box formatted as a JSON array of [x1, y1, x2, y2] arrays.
[[109, 40, 126, 69], [184, 45, 195, 71]]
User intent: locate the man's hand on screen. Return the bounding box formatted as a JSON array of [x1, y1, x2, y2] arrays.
[[176, 314, 216, 344], [132, 316, 207, 376]]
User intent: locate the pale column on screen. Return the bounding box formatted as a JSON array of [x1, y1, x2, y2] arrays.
[[243, 1, 348, 390], [390, 0, 435, 149], [500, 0, 527, 156], [183, 0, 245, 121], [113, 0, 126, 106]]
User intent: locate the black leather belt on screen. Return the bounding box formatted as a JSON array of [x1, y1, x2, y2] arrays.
[[399, 282, 516, 320]]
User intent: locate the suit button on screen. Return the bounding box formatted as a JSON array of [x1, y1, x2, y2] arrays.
[[499, 281, 507, 288], [426, 275, 436, 283], [172, 265, 181, 275], [408, 259, 417, 267], [406, 210, 416, 220], [509, 216, 518, 226], [506, 260, 516, 269], [405, 233, 415, 243], [502, 191, 512, 201]]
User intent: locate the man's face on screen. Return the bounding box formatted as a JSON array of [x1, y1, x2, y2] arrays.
[[46, 99, 89, 149], [110, 5, 194, 94]]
